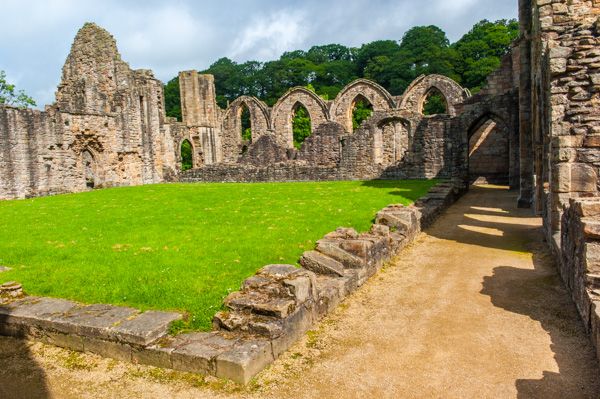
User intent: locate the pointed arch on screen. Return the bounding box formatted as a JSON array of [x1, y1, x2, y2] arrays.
[[351, 94, 374, 131], [271, 87, 330, 149], [180, 139, 194, 171], [421, 87, 449, 115], [331, 79, 395, 132], [221, 96, 271, 162], [399, 74, 469, 116], [292, 102, 312, 148]]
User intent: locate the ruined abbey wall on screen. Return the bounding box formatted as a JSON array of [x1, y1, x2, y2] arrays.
[[179, 71, 473, 184], [0, 20, 529, 201], [0, 23, 177, 200]]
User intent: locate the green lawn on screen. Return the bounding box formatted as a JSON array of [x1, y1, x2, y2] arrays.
[[0, 180, 436, 330]]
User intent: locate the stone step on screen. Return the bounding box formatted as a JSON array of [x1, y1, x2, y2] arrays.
[[0, 297, 181, 346]]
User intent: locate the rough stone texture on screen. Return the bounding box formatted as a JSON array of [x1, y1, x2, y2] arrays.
[[0, 22, 491, 199], [561, 198, 600, 334], [398, 74, 470, 116], [271, 87, 330, 149], [329, 79, 396, 133], [0, 23, 177, 200]]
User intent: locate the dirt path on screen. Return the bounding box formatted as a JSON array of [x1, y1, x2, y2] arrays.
[[2, 186, 599, 398]]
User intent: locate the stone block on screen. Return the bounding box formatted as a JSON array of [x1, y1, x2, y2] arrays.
[[282, 274, 316, 304], [82, 336, 132, 362], [584, 136, 600, 147], [257, 264, 299, 279], [40, 331, 84, 351], [323, 228, 359, 240], [215, 338, 274, 384], [271, 305, 314, 358], [556, 163, 598, 193], [585, 241, 600, 274], [225, 291, 295, 319], [48, 304, 139, 340], [583, 219, 600, 240], [313, 276, 345, 318], [110, 310, 182, 346], [172, 332, 238, 375], [316, 240, 365, 269], [0, 297, 78, 329], [370, 224, 390, 237], [300, 250, 345, 277], [132, 343, 175, 369]]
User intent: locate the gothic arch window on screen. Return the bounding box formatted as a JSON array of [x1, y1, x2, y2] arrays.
[[351, 95, 374, 132], [421, 87, 448, 115], [292, 102, 312, 148], [181, 139, 193, 171]]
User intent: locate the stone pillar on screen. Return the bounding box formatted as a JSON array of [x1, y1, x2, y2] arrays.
[[179, 71, 222, 164], [179, 71, 219, 128], [518, 0, 534, 208]]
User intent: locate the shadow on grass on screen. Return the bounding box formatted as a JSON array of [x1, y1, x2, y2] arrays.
[[0, 333, 50, 399], [359, 179, 439, 201]]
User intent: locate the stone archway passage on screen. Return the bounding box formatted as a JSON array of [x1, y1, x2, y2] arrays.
[[468, 117, 510, 185], [180, 139, 193, 171]]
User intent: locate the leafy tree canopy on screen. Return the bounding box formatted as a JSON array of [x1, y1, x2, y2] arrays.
[[0, 71, 36, 108], [164, 19, 518, 120]]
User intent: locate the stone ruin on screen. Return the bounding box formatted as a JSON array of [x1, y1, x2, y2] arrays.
[[3, 0, 600, 382], [0, 22, 516, 201]]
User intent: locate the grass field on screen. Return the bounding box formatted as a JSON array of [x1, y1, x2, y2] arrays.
[[0, 180, 436, 331]]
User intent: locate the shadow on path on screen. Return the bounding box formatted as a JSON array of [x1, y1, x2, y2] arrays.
[[0, 335, 51, 399], [451, 187, 600, 398]]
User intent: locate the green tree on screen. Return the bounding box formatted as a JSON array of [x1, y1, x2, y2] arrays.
[[452, 19, 519, 90], [352, 99, 373, 130], [292, 105, 311, 149], [164, 77, 181, 121], [180, 140, 193, 171], [0, 71, 36, 108]]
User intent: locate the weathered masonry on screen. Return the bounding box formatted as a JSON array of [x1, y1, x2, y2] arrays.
[[0, 23, 520, 201], [3, 0, 600, 382]]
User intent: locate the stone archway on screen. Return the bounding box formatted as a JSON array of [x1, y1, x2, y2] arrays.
[[330, 79, 395, 132], [399, 74, 469, 116], [271, 87, 329, 149], [468, 114, 511, 185], [222, 96, 271, 163]]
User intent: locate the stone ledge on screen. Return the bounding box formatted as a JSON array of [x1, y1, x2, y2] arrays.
[[0, 180, 463, 384]]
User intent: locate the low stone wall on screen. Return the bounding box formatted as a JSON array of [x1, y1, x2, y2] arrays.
[[0, 181, 463, 383], [560, 198, 600, 362], [181, 163, 343, 183]]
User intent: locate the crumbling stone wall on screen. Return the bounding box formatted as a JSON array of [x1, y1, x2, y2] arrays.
[[0, 23, 178, 200], [1, 21, 521, 200], [271, 88, 330, 148], [330, 79, 396, 133], [398, 74, 470, 116], [522, 0, 600, 240], [560, 198, 600, 359], [221, 96, 271, 163]]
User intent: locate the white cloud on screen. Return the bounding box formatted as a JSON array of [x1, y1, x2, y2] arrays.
[[229, 10, 308, 61], [0, 0, 517, 108]]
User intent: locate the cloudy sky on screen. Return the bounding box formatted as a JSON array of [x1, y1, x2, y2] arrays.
[[0, 0, 517, 107]]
